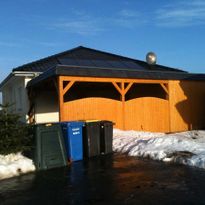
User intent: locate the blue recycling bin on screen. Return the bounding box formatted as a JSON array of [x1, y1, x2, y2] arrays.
[[61, 121, 84, 162]]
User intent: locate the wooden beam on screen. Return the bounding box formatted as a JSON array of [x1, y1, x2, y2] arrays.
[[121, 82, 125, 92], [60, 76, 168, 84], [123, 82, 133, 95], [63, 81, 75, 95], [167, 81, 171, 132], [121, 82, 126, 130], [112, 82, 123, 95], [58, 76, 64, 122], [160, 83, 169, 95]]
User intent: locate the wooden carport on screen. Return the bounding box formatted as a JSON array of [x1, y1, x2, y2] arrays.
[[57, 75, 170, 132], [26, 46, 205, 133], [27, 64, 205, 133]]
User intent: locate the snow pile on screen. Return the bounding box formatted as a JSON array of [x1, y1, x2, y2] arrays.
[[0, 153, 35, 180], [113, 129, 205, 169]]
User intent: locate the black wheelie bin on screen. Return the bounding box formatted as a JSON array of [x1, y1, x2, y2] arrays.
[[100, 121, 114, 154], [82, 120, 101, 158]]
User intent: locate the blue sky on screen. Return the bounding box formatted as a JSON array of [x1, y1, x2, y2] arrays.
[[1, 0, 205, 84]]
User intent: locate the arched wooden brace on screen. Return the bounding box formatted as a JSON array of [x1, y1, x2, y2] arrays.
[[160, 83, 169, 99], [112, 82, 134, 129]]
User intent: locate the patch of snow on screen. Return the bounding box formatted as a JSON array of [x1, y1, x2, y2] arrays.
[[113, 129, 205, 169], [0, 152, 35, 180]]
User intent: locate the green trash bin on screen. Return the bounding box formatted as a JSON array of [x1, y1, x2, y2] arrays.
[[100, 121, 113, 154], [82, 120, 101, 158], [34, 123, 67, 170]]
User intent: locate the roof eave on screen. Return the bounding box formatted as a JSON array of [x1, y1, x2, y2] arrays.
[[26, 67, 57, 88], [0, 71, 42, 91], [26, 65, 205, 89]]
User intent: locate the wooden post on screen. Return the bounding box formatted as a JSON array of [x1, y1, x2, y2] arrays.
[[167, 82, 171, 132], [58, 76, 64, 122], [112, 81, 133, 130], [121, 82, 125, 130], [58, 77, 75, 122]]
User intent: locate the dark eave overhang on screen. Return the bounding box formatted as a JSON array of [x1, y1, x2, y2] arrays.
[[27, 64, 205, 88]]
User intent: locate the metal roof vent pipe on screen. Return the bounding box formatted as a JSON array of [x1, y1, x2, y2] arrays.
[[146, 52, 157, 68]]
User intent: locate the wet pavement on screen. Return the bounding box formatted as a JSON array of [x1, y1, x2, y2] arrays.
[[1, 153, 205, 205]]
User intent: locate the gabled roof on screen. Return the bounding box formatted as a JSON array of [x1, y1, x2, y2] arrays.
[[13, 46, 185, 73]]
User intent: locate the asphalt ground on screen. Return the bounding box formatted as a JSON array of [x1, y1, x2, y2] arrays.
[[1, 153, 205, 205]]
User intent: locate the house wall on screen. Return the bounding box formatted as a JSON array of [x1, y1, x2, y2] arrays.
[[1, 76, 31, 122], [34, 90, 59, 123], [169, 80, 205, 132]]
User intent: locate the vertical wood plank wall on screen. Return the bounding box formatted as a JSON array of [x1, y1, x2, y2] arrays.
[[61, 97, 169, 132], [169, 80, 205, 132], [125, 97, 169, 132], [57, 76, 205, 132], [61, 98, 123, 128]]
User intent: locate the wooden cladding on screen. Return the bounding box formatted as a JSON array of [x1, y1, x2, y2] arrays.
[[125, 97, 169, 132], [62, 98, 123, 128], [25, 72, 205, 133], [61, 97, 169, 132], [58, 76, 170, 132], [169, 80, 205, 132], [30, 75, 205, 133]]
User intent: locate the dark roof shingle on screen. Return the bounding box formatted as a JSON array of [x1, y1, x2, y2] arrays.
[[13, 46, 186, 73]]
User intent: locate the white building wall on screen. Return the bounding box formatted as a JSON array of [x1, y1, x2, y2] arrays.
[[34, 90, 59, 123], [1, 75, 59, 124], [1, 76, 32, 123]]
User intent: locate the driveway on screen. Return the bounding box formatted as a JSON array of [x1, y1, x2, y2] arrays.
[[0, 154, 205, 205]]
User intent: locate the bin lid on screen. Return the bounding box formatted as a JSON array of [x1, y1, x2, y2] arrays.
[[80, 119, 101, 125], [100, 120, 114, 125], [61, 121, 84, 127], [84, 120, 100, 122], [35, 122, 59, 126]]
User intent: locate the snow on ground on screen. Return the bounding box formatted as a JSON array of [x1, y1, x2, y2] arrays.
[[113, 129, 205, 169], [1, 129, 205, 180], [0, 153, 35, 180]]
